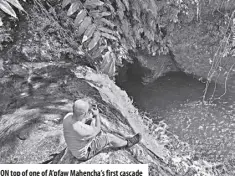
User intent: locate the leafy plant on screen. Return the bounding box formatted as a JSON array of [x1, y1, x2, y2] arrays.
[[62, 0, 120, 54], [0, 27, 12, 50], [0, 0, 25, 19], [62, 0, 235, 82], [62, 0, 131, 76], [62, 0, 191, 61]]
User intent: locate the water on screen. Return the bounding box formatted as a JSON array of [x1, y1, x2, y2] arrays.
[[117, 71, 235, 164]]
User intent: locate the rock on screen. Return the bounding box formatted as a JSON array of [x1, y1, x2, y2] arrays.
[[170, 5, 235, 87], [117, 50, 179, 85], [9, 64, 28, 77], [134, 50, 179, 84], [0, 107, 66, 164], [17, 130, 29, 140]]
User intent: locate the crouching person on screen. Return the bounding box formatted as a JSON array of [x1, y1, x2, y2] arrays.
[[63, 99, 141, 161]]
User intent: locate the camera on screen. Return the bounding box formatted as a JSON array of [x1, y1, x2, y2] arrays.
[[91, 104, 97, 111]]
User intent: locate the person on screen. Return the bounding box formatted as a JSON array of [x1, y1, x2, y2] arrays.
[[63, 99, 141, 161]]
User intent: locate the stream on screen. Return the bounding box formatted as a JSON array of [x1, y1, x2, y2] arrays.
[[117, 71, 235, 164]]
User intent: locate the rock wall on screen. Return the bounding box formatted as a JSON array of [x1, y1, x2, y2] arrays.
[[169, 2, 235, 90], [124, 1, 235, 89], [117, 50, 179, 85], [135, 50, 179, 84]]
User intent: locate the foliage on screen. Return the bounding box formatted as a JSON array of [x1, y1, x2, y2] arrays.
[[0, 26, 12, 50], [60, 0, 235, 81], [0, 0, 25, 19], [60, 0, 216, 58], [1, 0, 234, 82], [0, 0, 26, 51], [202, 9, 235, 102], [60, 0, 190, 74], [62, 0, 128, 68]]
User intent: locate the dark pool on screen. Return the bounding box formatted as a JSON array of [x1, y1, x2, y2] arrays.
[[117, 71, 235, 164]]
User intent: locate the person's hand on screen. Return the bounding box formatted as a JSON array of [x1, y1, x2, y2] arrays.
[[91, 105, 99, 116]]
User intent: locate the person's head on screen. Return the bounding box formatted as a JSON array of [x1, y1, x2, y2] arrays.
[[72, 99, 90, 121]]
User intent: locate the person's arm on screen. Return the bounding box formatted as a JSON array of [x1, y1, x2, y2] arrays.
[[91, 107, 101, 133], [73, 122, 100, 140]]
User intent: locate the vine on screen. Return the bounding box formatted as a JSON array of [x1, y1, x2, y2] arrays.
[[203, 9, 235, 103]]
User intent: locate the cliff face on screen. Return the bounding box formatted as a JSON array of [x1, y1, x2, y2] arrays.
[[125, 1, 235, 87], [132, 50, 179, 84], [170, 10, 235, 90]]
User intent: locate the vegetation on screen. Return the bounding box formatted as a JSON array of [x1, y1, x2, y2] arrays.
[[0, 0, 25, 20], [0, 1, 235, 174], [0, 0, 235, 82], [61, 0, 186, 62], [203, 9, 235, 102]]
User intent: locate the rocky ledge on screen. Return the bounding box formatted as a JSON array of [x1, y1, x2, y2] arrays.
[[0, 63, 232, 175]]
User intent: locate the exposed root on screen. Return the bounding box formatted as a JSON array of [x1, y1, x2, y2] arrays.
[[213, 62, 235, 101], [209, 70, 220, 103], [202, 80, 210, 104], [203, 10, 235, 103]]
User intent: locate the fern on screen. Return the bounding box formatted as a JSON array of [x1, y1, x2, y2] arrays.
[[62, 0, 120, 68], [82, 23, 96, 43], [74, 9, 87, 26], [67, 1, 81, 16], [61, 0, 190, 74], [62, 0, 160, 59], [87, 31, 101, 50], [0, 0, 25, 19]]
